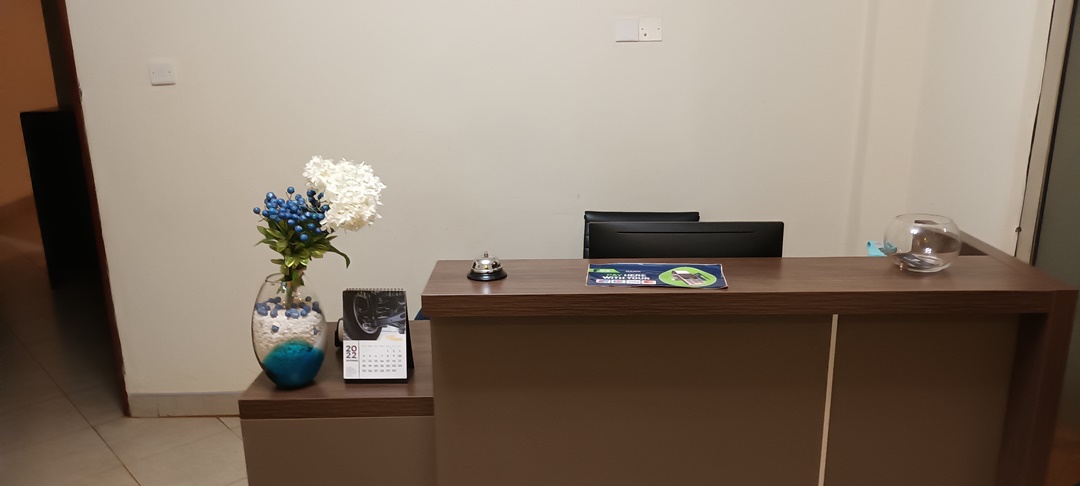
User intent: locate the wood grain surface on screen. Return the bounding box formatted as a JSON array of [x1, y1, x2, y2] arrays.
[[421, 256, 1071, 317]]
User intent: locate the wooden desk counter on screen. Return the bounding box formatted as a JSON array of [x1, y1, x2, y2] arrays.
[[422, 255, 1071, 317], [422, 247, 1076, 486], [239, 322, 435, 486]]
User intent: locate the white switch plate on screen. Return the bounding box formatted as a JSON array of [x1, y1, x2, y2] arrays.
[[148, 62, 176, 86], [615, 18, 639, 42], [639, 17, 662, 42]]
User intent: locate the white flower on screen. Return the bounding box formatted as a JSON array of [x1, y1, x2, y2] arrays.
[[303, 156, 386, 233]]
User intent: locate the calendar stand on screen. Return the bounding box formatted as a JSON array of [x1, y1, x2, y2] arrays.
[[341, 288, 413, 382]]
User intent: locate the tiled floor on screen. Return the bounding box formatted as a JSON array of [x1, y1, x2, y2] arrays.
[[0, 197, 247, 486]]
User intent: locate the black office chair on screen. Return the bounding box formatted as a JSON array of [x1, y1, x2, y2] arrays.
[[587, 221, 784, 259], [583, 211, 699, 258]]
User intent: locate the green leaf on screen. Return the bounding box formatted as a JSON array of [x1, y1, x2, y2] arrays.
[[325, 242, 351, 267], [270, 258, 285, 265], [257, 226, 273, 238], [284, 256, 299, 267]]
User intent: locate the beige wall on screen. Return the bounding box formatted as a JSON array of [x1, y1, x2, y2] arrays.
[[64, 1, 1052, 400], [0, 0, 58, 207], [848, 0, 1053, 253]]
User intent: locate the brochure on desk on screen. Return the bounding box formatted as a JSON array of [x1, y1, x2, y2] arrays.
[[586, 263, 728, 289]]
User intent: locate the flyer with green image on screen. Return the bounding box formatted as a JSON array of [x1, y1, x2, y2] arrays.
[[586, 263, 727, 289]]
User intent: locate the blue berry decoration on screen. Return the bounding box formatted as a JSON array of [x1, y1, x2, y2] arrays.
[[271, 325, 279, 333], [255, 172, 373, 307]]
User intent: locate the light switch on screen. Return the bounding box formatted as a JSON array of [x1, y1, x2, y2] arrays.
[[615, 18, 639, 42], [149, 62, 176, 86], [639, 17, 662, 41]]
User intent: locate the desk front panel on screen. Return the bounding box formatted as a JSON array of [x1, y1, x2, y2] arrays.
[[431, 314, 833, 486], [824, 314, 1017, 486]]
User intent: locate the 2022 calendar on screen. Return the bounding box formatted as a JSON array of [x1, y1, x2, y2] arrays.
[[341, 288, 412, 382]]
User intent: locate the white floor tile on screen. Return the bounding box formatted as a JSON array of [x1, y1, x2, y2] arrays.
[[26, 337, 117, 394], [0, 339, 34, 370], [0, 428, 122, 485], [70, 466, 139, 486], [0, 363, 66, 414], [127, 430, 247, 486], [220, 416, 241, 429], [0, 395, 90, 454], [69, 384, 125, 426], [96, 416, 231, 465]]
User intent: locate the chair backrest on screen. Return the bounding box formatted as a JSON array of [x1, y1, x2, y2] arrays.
[[587, 221, 784, 259], [583, 211, 700, 258]]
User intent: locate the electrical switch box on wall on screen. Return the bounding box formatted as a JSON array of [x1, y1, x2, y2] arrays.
[[148, 61, 176, 86], [639, 17, 662, 41], [615, 17, 662, 42], [615, 18, 639, 42]]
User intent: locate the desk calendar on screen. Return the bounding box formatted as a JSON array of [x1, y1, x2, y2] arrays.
[[341, 288, 412, 382], [343, 338, 408, 380]]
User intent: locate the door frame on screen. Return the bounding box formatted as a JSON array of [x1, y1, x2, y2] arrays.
[[1017, 0, 1077, 262], [43, 0, 130, 415]]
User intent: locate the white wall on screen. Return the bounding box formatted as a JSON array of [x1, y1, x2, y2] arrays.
[[848, 0, 1053, 253], [64, 1, 1051, 400], [907, 1, 1053, 250]]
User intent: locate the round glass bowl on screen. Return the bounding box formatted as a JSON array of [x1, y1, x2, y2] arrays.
[[882, 214, 962, 273]]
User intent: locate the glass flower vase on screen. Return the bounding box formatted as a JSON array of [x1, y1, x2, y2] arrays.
[[882, 213, 962, 273], [251, 273, 327, 389]]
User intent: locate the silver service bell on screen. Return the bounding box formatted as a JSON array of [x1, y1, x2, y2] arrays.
[[467, 251, 507, 281]]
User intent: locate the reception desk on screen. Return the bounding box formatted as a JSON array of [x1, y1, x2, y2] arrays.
[[239, 235, 1075, 486], [421, 237, 1075, 486]]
